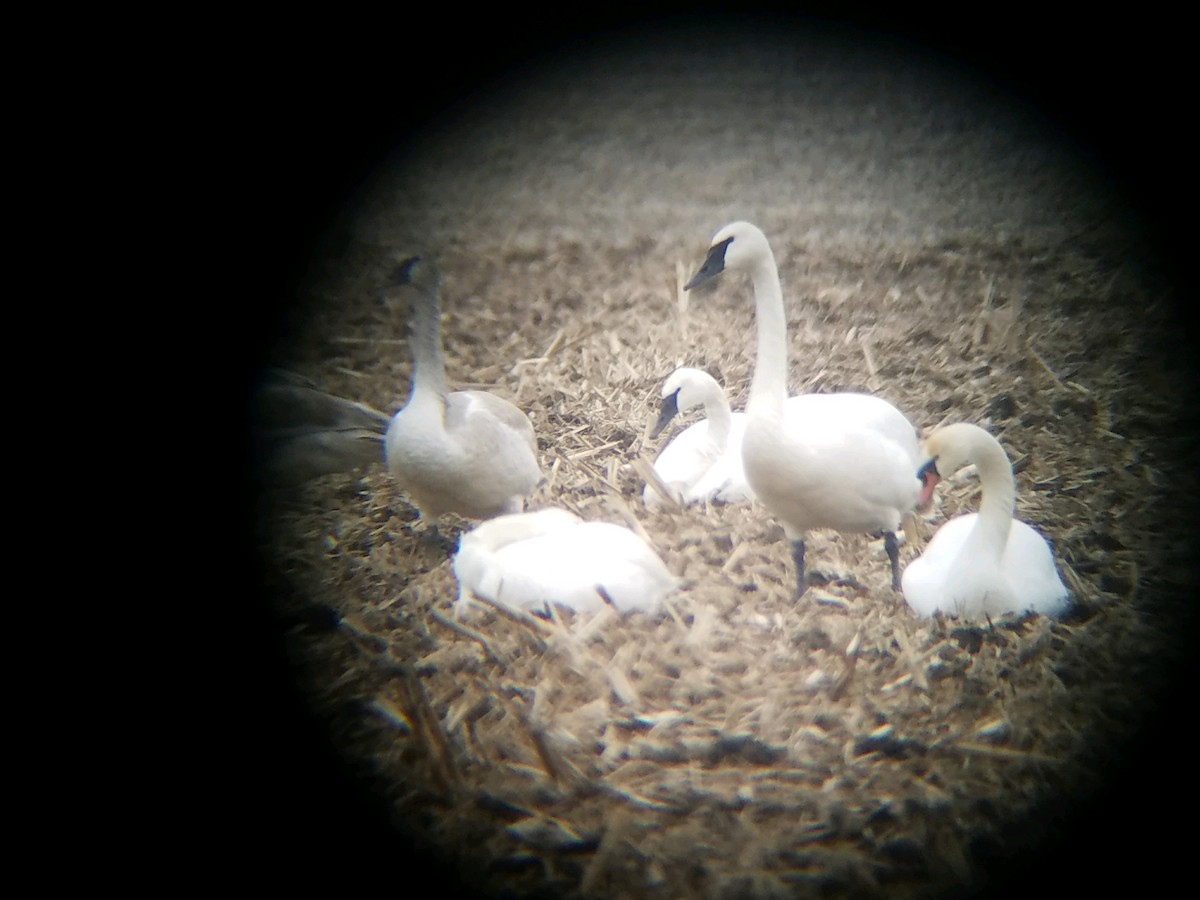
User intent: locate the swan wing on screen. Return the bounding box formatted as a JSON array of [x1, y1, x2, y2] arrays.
[[1002, 521, 1070, 616], [687, 415, 754, 503], [253, 369, 389, 484], [902, 514, 979, 616], [386, 390, 540, 518], [447, 390, 539, 455], [903, 514, 1068, 618], [259, 428, 385, 485], [254, 369, 391, 434], [457, 520, 674, 615], [645, 420, 721, 507], [571, 523, 677, 612], [783, 393, 919, 462], [745, 419, 920, 533]]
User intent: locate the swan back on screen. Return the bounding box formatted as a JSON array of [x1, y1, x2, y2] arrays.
[[782, 392, 920, 461], [902, 423, 1069, 619], [453, 508, 677, 617]]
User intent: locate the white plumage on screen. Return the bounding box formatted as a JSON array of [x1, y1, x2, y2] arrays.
[[452, 508, 678, 618], [385, 257, 542, 520], [643, 367, 753, 508], [684, 221, 922, 593], [902, 423, 1070, 620]]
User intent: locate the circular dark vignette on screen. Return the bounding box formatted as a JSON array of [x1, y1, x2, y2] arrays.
[[238, 11, 1197, 899]]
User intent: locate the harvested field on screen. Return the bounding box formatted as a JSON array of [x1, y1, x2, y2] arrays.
[[245, 20, 1196, 899]]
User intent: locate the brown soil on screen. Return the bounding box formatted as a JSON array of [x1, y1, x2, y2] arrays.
[[244, 19, 1196, 900]]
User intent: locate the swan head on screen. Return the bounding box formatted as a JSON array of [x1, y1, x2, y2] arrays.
[[914, 423, 997, 511], [651, 367, 720, 438], [683, 221, 772, 290], [387, 255, 442, 294]]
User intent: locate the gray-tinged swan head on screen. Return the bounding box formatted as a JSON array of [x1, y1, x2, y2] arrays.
[[388, 255, 441, 292]]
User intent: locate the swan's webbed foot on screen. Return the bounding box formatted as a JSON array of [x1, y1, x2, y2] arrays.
[[790, 539, 807, 599]]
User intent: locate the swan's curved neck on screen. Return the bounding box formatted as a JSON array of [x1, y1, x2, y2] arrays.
[[408, 285, 449, 403], [968, 436, 1016, 553], [746, 250, 788, 421], [702, 387, 733, 451]]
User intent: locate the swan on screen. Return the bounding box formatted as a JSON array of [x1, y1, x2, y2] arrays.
[[643, 367, 754, 508], [385, 256, 542, 520], [901, 423, 1070, 619], [251, 367, 389, 485], [452, 508, 678, 617], [684, 221, 922, 595]]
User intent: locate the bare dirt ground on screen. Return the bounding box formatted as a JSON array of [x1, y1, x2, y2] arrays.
[[243, 19, 1196, 899]]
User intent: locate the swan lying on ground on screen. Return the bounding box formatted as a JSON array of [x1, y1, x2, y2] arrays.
[[643, 367, 753, 508], [902, 423, 1070, 619], [452, 508, 677, 617], [385, 256, 542, 520], [251, 368, 388, 485], [684, 221, 922, 594]]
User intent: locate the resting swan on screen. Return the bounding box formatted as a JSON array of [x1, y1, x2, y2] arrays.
[[684, 221, 922, 594], [452, 508, 678, 617], [385, 257, 542, 520], [901, 423, 1070, 619], [643, 367, 753, 508]]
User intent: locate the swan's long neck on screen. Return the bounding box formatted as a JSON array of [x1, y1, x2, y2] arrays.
[[407, 284, 449, 405], [968, 434, 1016, 555], [702, 386, 733, 452], [745, 250, 788, 423]]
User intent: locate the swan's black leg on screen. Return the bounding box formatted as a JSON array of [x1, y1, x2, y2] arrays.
[[883, 530, 901, 590], [791, 539, 807, 598]]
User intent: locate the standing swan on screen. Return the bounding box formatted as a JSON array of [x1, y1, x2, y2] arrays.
[[684, 221, 921, 594], [901, 423, 1070, 619], [385, 257, 542, 520], [643, 367, 753, 508]]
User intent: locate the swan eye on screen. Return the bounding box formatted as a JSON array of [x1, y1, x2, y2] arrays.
[[684, 237, 733, 290], [917, 457, 939, 481]]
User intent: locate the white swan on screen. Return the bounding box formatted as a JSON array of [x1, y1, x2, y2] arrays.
[[684, 221, 922, 594], [901, 423, 1070, 619], [385, 257, 542, 520], [452, 508, 678, 617], [643, 367, 753, 508]]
